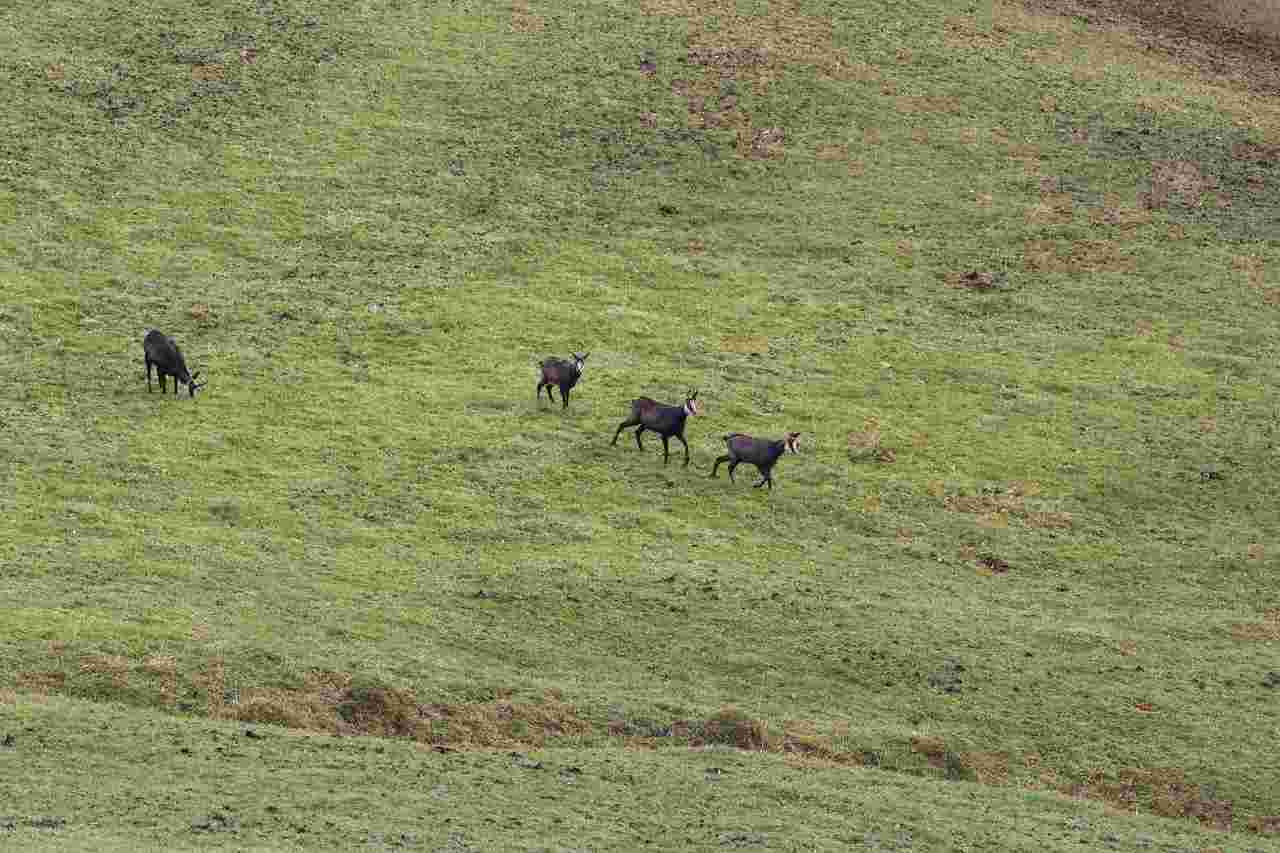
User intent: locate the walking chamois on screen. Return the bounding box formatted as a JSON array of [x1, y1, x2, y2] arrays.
[[537, 352, 588, 409], [143, 330, 205, 397], [611, 390, 703, 466], [710, 432, 801, 489]]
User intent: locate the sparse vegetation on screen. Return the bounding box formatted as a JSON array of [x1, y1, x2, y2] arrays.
[[3, 0, 1280, 849]]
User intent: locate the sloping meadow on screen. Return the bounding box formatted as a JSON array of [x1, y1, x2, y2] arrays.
[[2, 0, 1280, 845]]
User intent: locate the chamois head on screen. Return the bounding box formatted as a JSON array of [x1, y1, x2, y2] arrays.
[[684, 389, 703, 416], [784, 432, 801, 453], [187, 371, 207, 397], [572, 352, 589, 372]]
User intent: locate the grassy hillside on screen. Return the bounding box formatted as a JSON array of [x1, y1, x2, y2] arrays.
[[2, 0, 1279, 848]]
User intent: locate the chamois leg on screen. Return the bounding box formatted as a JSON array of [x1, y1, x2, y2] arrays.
[[536, 381, 546, 402], [145, 358, 153, 392], [710, 454, 731, 478], [661, 435, 671, 464], [158, 373, 166, 394], [612, 417, 638, 446], [634, 426, 646, 451], [174, 375, 180, 395], [675, 433, 690, 466], [727, 460, 740, 482], [560, 384, 570, 409]]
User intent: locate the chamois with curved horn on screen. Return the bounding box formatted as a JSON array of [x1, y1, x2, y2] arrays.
[[610, 389, 703, 466], [537, 352, 588, 409], [710, 432, 801, 490]]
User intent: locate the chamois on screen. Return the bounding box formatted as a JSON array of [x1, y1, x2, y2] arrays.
[[537, 352, 588, 409], [710, 432, 801, 490], [611, 390, 703, 466], [143, 330, 205, 397]]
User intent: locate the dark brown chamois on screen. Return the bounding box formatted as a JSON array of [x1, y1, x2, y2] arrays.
[[610, 389, 703, 466], [537, 352, 588, 409], [143, 330, 205, 397], [710, 432, 801, 490]]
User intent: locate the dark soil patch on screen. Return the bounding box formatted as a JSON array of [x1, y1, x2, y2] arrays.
[[1028, 0, 1280, 95], [976, 554, 1011, 574]]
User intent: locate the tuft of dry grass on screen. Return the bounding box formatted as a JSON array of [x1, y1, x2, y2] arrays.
[[191, 64, 224, 82], [964, 751, 1011, 784], [79, 655, 130, 689], [16, 671, 66, 691], [1249, 815, 1280, 835], [1023, 239, 1135, 274], [1231, 608, 1280, 641], [510, 0, 546, 33]]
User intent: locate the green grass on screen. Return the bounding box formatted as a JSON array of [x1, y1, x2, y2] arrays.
[[3, 0, 1280, 848]]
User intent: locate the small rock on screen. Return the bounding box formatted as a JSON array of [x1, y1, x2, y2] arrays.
[[510, 752, 542, 770], [718, 830, 768, 847]]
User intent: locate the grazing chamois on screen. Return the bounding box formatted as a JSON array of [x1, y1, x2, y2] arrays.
[[537, 352, 588, 409], [710, 432, 801, 490], [611, 389, 703, 466], [143, 330, 205, 397]]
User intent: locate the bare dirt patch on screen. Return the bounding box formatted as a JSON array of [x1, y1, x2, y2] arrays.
[[1027, 0, 1280, 95]]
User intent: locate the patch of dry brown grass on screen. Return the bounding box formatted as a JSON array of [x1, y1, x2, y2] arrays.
[[1090, 193, 1154, 229], [1231, 607, 1280, 641], [1233, 253, 1266, 288], [191, 64, 224, 82], [964, 751, 1011, 784], [1250, 815, 1280, 835], [143, 655, 178, 705], [1025, 511, 1073, 529], [642, 0, 838, 89], [79, 655, 130, 688], [1023, 239, 1135, 274], [510, 0, 545, 33], [815, 142, 847, 161], [16, 671, 66, 691], [216, 673, 592, 748], [1061, 765, 1238, 829]]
